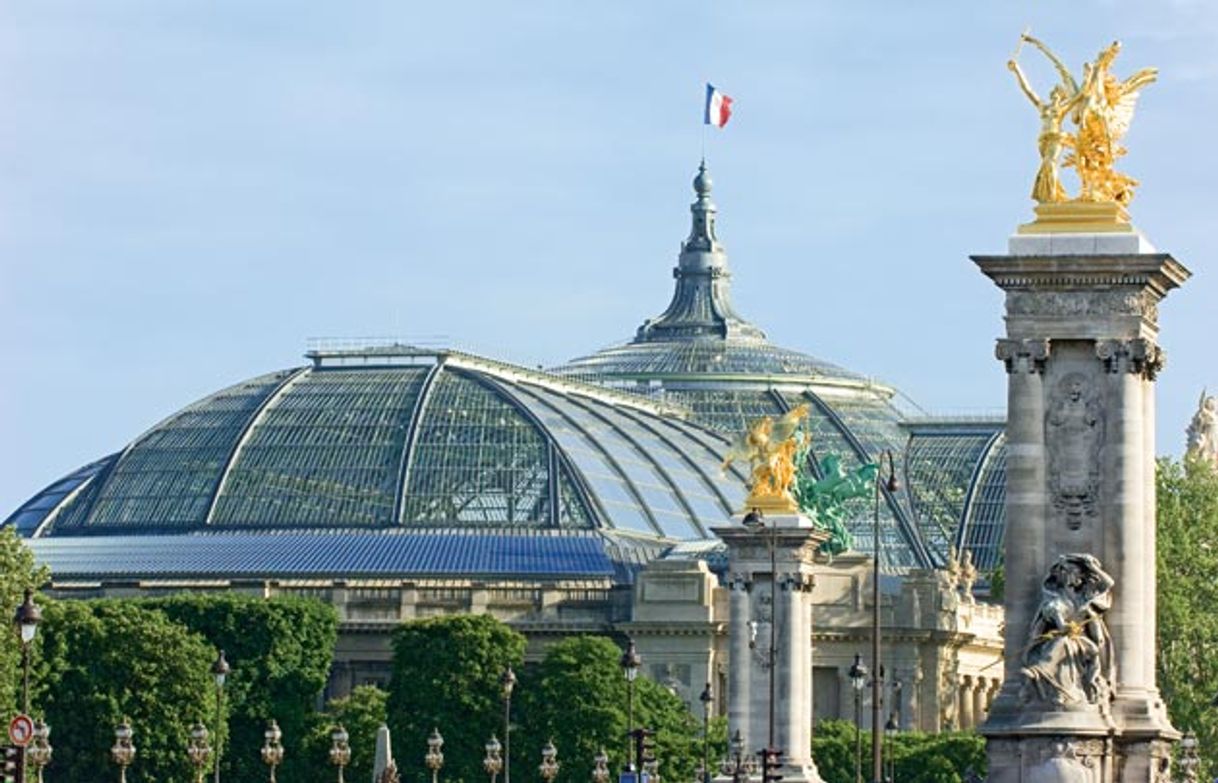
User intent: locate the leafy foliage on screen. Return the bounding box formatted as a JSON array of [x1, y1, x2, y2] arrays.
[[36, 600, 219, 783], [517, 636, 702, 783], [387, 614, 526, 783], [1157, 457, 1218, 781], [305, 685, 388, 783], [811, 720, 985, 783], [0, 526, 49, 715], [143, 593, 338, 783]]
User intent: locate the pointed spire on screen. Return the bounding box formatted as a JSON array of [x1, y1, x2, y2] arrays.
[[633, 162, 765, 343]]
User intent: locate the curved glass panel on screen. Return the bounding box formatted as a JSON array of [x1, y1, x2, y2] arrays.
[[87, 371, 294, 529], [4, 455, 117, 535], [507, 385, 659, 537], [960, 434, 1007, 572], [212, 368, 427, 527], [401, 371, 586, 528], [553, 339, 865, 381], [659, 389, 784, 436], [905, 430, 998, 561]]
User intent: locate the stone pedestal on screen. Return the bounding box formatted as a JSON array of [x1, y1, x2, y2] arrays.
[[714, 512, 829, 783], [974, 229, 1189, 783]]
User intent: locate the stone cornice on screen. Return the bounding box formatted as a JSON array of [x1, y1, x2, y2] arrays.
[[971, 254, 1191, 300]]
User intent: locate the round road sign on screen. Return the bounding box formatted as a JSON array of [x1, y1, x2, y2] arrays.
[[8, 714, 32, 747]]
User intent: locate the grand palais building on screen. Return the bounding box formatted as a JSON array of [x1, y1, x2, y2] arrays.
[[5, 163, 1008, 733]]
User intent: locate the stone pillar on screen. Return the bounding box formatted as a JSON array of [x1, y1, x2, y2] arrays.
[[960, 676, 975, 730], [715, 513, 828, 783], [728, 573, 752, 751], [973, 680, 988, 727], [975, 230, 1189, 783]]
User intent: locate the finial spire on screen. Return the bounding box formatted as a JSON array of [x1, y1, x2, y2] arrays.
[[631, 161, 765, 343]]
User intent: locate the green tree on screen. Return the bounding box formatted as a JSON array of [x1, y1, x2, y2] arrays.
[[35, 600, 219, 783], [516, 636, 701, 783], [1157, 456, 1218, 781], [144, 593, 338, 783], [0, 526, 49, 715], [305, 685, 388, 783], [387, 614, 526, 783]]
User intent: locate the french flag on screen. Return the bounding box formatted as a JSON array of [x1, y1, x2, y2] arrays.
[[704, 83, 733, 128]]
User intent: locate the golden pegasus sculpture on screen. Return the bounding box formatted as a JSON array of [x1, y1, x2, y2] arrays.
[[721, 403, 810, 513], [1008, 34, 1157, 217]]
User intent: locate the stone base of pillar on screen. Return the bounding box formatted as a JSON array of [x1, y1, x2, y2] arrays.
[[1112, 738, 1173, 783], [1110, 687, 1175, 738], [985, 735, 1116, 783], [775, 759, 825, 783]]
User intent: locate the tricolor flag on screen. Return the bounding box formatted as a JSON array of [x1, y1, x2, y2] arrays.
[[704, 83, 733, 128]]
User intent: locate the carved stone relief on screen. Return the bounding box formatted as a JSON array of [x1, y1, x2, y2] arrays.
[[1007, 289, 1159, 322], [1046, 373, 1104, 529]]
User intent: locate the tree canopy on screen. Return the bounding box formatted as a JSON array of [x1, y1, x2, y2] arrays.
[[1157, 456, 1218, 781], [35, 599, 220, 783], [387, 614, 527, 783]]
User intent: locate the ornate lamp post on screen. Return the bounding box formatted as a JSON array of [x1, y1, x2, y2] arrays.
[[112, 718, 136, 783], [425, 727, 445, 783], [14, 588, 41, 715], [848, 654, 868, 783], [211, 650, 230, 783], [1178, 732, 1199, 783], [26, 720, 51, 783], [484, 735, 503, 783], [539, 740, 560, 783], [591, 749, 610, 783], [619, 639, 641, 771], [500, 667, 516, 783], [719, 729, 755, 783], [698, 683, 712, 783], [261, 720, 284, 783], [871, 451, 899, 783], [329, 725, 351, 783], [188, 722, 213, 783]]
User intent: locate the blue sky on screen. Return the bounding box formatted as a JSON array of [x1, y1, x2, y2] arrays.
[[1, 2, 1215, 514]]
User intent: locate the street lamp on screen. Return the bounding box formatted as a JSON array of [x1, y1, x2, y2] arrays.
[[484, 735, 504, 783], [592, 749, 610, 783], [619, 639, 641, 771], [26, 720, 51, 783], [188, 722, 213, 783], [698, 683, 712, 783], [848, 654, 868, 783], [330, 725, 351, 783], [261, 720, 284, 783], [14, 588, 41, 715], [425, 727, 445, 783], [883, 713, 898, 783], [871, 451, 899, 783], [112, 718, 136, 783], [539, 740, 560, 783], [500, 667, 517, 783], [211, 650, 230, 783], [719, 729, 756, 783]]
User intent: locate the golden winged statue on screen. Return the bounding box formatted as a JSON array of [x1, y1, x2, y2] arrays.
[[1008, 34, 1157, 212], [721, 403, 810, 513]]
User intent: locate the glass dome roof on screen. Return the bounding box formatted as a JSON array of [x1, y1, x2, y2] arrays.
[[12, 346, 747, 547]]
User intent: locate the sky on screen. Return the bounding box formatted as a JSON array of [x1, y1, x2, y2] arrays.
[[1, 1, 1215, 515]]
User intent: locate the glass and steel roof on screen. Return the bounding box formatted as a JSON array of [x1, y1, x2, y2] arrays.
[[12, 347, 747, 558]]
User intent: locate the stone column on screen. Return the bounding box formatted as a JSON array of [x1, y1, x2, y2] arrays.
[[973, 679, 988, 727], [715, 513, 828, 783], [975, 230, 1189, 783], [727, 572, 752, 752], [959, 676, 975, 730]]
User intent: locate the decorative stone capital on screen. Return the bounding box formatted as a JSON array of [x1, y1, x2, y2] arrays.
[[996, 338, 1050, 374], [727, 572, 752, 592], [777, 572, 813, 592], [1095, 338, 1165, 380]]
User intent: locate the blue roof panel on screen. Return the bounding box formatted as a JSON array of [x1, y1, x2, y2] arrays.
[[28, 531, 615, 579]]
